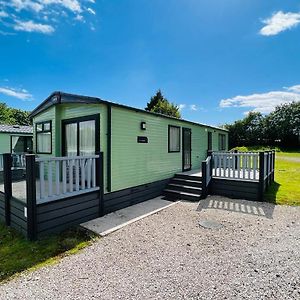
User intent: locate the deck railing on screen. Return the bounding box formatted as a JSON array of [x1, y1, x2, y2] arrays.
[[211, 150, 275, 201], [35, 155, 100, 203], [212, 151, 260, 180]]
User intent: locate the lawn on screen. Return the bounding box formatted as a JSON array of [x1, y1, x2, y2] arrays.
[[0, 225, 96, 282], [234, 147, 300, 206]]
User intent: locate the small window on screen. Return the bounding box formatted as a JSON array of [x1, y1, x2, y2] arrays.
[[218, 134, 226, 151], [36, 121, 52, 154], [168, 125, 180, 152]]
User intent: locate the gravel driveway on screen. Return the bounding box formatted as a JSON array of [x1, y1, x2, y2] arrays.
[[1, 196, 300, 300]]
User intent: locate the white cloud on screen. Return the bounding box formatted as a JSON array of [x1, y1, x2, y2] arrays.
[[0, 87, 33, 100], [190, 104, 198, 111], [285, 84, 300, 93], [9, 0, 44, 12], [87, 7, 95, 15], [42, 0, 82, 13], [0, 10, 8, 17], [0, 0, 96, 34], [178, 104, 186, 111], [14, 20, 55, 33], [220, 85, 300, 114], [260, 11, 300, 36]]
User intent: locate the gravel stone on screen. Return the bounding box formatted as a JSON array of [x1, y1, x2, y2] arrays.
[[0, 195, 299, 300]]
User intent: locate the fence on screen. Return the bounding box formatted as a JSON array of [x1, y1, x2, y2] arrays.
[[202, 150, 275, 201], [0, 152, 104, 240], [36, 155, 100, 203]]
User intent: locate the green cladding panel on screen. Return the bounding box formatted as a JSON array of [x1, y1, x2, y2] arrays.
[[110, 106, 228, 192], [0, 133, 11, 153]]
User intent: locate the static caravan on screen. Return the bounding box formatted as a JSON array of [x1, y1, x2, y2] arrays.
[[0, 125, 33, 175], [0, 124, 33, 154], [29, 92, 228, 213]]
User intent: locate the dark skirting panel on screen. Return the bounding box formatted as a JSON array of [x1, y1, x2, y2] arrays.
[[103, 178, 170, 214], [36, 191, 100, 237], [10, 197, 27, 236], [210, 178, 260, 201]]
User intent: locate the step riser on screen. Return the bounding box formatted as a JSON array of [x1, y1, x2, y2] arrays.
[[171, 178, 202, 187], [167, 184, 202, 195], [164, 191, 200, 202], [175, 174, 202, 181]]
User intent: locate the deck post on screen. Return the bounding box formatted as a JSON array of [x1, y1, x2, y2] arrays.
[[207, 150, 213, 176], [268, 151, 272, 186], [234, 149, 238, 170], [3, 153, 12, 226], [272, 150, 275, 182], [258, 151, 265, 202], [26, 154, 37, 241], [201, 160, 207, 199], [266, 151, 270, 189], [97, 152, 104, 217]]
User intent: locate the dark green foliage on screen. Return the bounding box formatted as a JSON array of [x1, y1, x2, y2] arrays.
[[225, 102, 300, 148], [0, 102, 31, 125], [145, 90, 181, 118]]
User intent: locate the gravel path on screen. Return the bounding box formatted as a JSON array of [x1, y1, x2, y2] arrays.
[[1, 196, 300, 300]]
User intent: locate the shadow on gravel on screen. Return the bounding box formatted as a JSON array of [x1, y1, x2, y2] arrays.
[[197, 196, 275, 219]]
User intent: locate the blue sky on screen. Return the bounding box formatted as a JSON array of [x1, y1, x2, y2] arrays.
[[1, 0, 300, 126]]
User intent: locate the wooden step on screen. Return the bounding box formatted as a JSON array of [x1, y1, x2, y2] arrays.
[[171, 177, 202, 187], [167, 183, 202, 195], [175, 174, 202, 181], [163, 189, 201, 202]]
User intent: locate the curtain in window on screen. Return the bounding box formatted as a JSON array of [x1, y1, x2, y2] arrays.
[[169, 126, 180, 152], [11, 136, 24, 153], [79, 120, 95, 156], [37, 133, 51, 153], [65, 123, 77, 157]]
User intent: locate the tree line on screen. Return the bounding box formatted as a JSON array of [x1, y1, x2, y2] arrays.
[[0, 102, 31, 126], [224, 102, 300, 148]]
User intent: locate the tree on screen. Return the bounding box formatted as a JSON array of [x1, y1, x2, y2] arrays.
[[264, 102, 300, 146], [9, 108, 31, 126], [0, 102, 32, 125], [224, 102, 300, 148], [224, 112, 264, 148], [145, 90, 181, 118]]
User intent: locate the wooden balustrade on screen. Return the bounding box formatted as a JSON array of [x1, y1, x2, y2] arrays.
[[36, 155, 100, 203]]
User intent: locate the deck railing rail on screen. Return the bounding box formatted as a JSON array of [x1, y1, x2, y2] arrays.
[[35, 155, 100, 203]]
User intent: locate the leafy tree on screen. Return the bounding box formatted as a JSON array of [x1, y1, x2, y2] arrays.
[[225, 102, 300, 148], [225, 112, 264, 148], [264, 102, 300, 146], [9, 108, 31, 126], [0, 103, 10, 124], [0, 102, 32, 125], [145, 90, 181, 118]]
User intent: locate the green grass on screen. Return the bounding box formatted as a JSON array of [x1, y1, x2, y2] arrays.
[[0, 225, 97, 282], [233, 146, 300, 206]]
